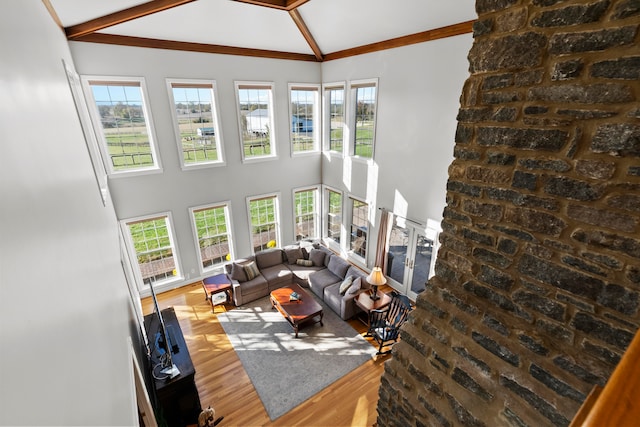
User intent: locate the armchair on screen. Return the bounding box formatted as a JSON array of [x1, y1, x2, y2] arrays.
[[368, 293, 412, 355]]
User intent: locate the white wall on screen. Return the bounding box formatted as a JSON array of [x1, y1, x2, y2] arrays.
[[0, 1, 136, 425], [321, 35, 472, 264], [70, 42, 322, 289]]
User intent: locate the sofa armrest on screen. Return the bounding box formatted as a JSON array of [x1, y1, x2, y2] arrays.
[[230, 278, 243, 306]]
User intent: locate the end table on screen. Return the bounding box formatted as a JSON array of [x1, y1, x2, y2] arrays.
[[355, 290, 392, 334], [202, 273, 233, 312]]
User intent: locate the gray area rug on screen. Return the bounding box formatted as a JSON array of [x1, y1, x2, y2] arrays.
[[217, 293, 376, 420]]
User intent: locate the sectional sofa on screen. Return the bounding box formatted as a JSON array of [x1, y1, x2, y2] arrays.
[[224, 242, 371, 320]]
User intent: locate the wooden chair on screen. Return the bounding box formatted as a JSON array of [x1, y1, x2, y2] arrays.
[[368, 292, 412, 355]]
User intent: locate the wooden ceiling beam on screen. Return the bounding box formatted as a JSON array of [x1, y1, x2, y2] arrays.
[[73, 33, 320, 62], [323, 20, 475, 62], [289, 9, 323, 61], [65, 0, 197, 40], [233, 0, 310, 11]]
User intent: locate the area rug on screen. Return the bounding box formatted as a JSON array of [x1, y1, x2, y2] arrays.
[[217, 293, 377, 420]]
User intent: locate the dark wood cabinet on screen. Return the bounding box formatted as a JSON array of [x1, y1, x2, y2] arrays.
[[144, 307, 201, 427]]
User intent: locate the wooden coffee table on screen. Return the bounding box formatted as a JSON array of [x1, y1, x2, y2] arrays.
[[270, 283, 323, 338]]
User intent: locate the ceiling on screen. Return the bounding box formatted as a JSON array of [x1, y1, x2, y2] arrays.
[[47, 0, 477, 62]]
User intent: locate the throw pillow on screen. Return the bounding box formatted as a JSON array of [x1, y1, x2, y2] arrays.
[[230, 262, 247, 282], [308, 249, 325, 267], [348, 277, 362, 295], [339, 275, 353, 295], [284, 247, 304, 265], [243, 261, 260, 281], [296, 259, 313, 267]]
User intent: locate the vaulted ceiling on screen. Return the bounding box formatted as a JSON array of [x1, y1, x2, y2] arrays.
[[46, 0, 477, 62]]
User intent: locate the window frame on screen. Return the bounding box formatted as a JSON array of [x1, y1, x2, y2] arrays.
[[189, 201, 235, 275], [246, 193, 282, 254], [289, 83, 320, 156], [347, 195, 369, 265], [82, 75, 162, 177], [322, 82, 346, 155], [166, 78, 225, 170], [235, 81, 277, 163], [292, 186, 319, 241], [120, 211, 182, 291], [322, 185, 343, 252], [348, 78, 378, 162]]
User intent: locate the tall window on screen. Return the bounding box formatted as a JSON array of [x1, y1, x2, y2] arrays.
[[349, 198, 369, 259], [325, 188, 342, 243], [236, 82, 276, 161], [83, 77, 160, 174], [289, 84, 319, 154], [351, 79, 378, 159], [324, 84, 345, 153], [122, 213, 180, 287], [247, 194, 280, 253], [293, 187, 318, 241], [167, 79, 224, 168], [190, 203, 233, 273]]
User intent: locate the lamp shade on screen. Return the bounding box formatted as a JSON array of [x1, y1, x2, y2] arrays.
[[366, 267, 387, 286]]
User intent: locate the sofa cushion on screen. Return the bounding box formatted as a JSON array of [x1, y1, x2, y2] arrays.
[[230, 262, 248, 282], [308, 268, 341, 299], [256, 249, 284, 270], [339, 275, 353, 295], [240, 275, 269, 295], [328, 255, 350, 279], [284, 246, 304, 264], [261, 264, 293, 289], [244, 261, 260, 280], [308, 249, 326, 267], [317, 246, 334, 267]]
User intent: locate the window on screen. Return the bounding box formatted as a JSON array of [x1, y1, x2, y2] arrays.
[[324, 187, 342, 244], [236, 82, 276, 161], [189, 203, 233, 274], [167, 79, 224, 168], [83, 76, 161, 174], [323, 84, 345, 153], [349, 197, 369, 259], [122, 213, 181, 287], [293, 187, 318, 241], [289, 84, 319, 154], [350, 79, 378, 159], [247, 194, 280, 253]]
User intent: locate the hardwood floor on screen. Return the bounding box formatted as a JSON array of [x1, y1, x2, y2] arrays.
[[141, 282, 394, 426]]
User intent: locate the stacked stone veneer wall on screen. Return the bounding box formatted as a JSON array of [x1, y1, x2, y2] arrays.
[[377, 1, 639, 426]]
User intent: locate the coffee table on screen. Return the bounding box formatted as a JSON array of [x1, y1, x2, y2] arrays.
[[270, 283, 323, 338]]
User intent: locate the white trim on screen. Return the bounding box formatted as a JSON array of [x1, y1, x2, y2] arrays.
[[322, 81, 347, 156], [166, 78, 226, 170], [246, 192, 282, 254], [292, 185, 320, 241], [81, 75, 163, 176], [288, 82, 321, 156], [188, 200, 235, 276], [348, 77, 379, 162], [234, 81, 277, 163], [120, 211, 183, 292]]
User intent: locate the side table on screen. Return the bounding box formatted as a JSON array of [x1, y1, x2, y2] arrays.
[[355, 291, 392, 335], [202, 273, 233, 312]]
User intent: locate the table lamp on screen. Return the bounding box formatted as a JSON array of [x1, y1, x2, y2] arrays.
[[366, 266, 386, 301]]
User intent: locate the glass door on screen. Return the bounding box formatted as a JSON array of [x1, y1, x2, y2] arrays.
[[387, 216, 441, 301]]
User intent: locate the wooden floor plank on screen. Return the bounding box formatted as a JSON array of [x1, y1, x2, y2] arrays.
[[141, 282, 393, 426]]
